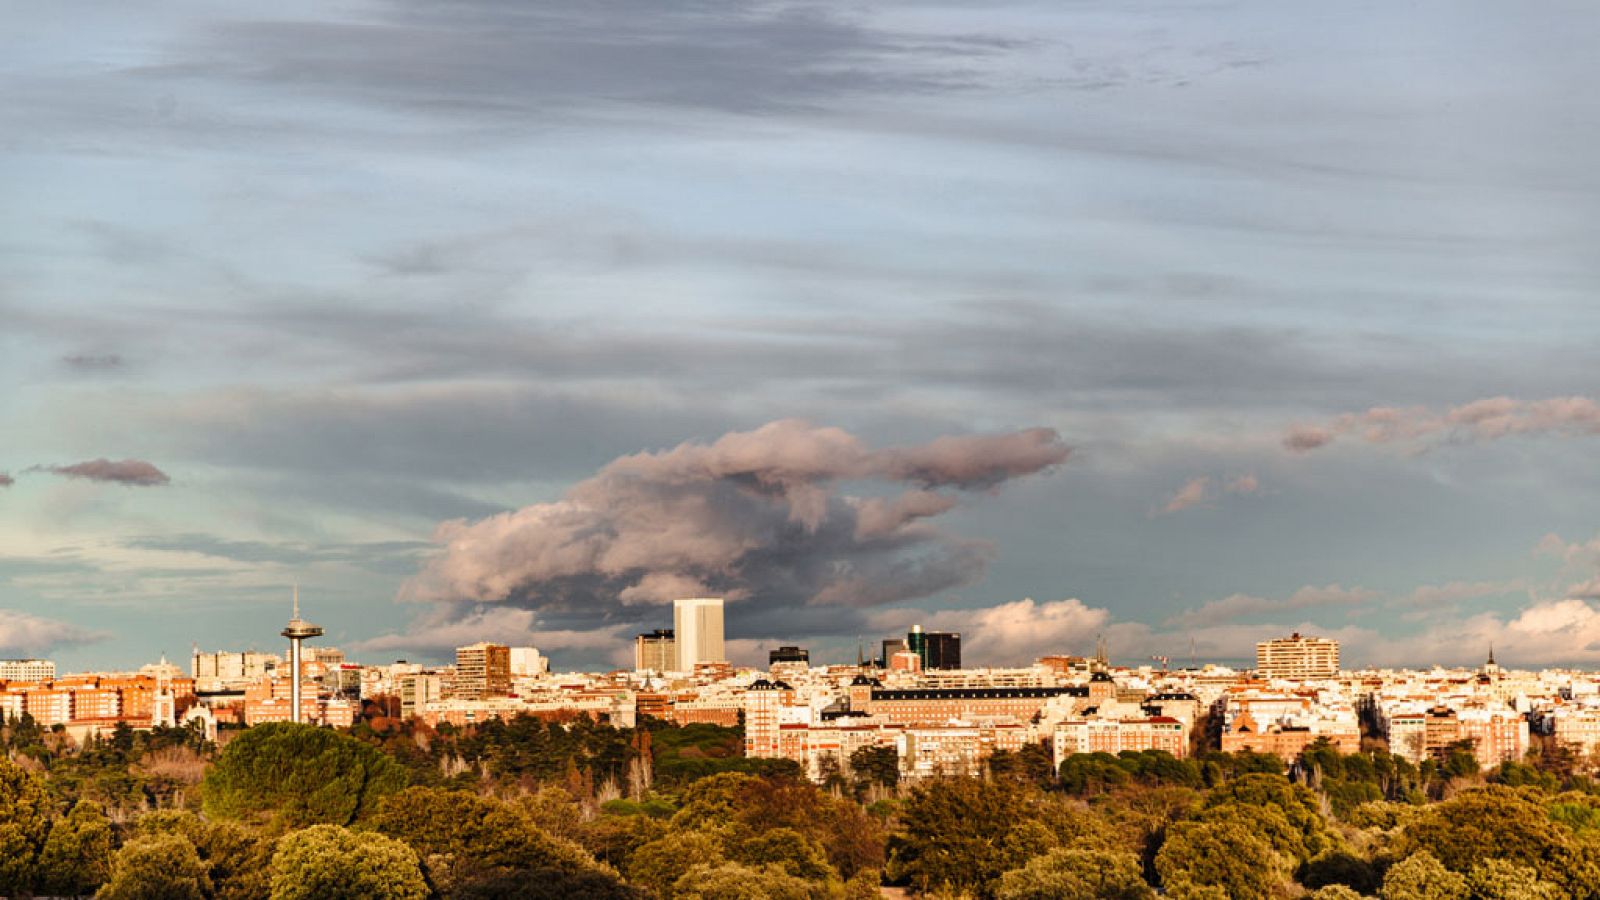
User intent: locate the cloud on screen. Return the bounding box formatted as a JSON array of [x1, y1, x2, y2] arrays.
[[353, 605, 630, 661], [1158, 473, 1259, 515], [1225, 473, 1260, 495], [1166, 584, 1376, 629], [1284, 396, 1600, 453], [39, 459, 170, 486], [0, 473, 12, 488], [1405, 580, 1524, 610], [61, 353, 125, 371], [1160, 477, 1212, 514], [401, 420, 1069, 646], [0, 610, 108, 656]]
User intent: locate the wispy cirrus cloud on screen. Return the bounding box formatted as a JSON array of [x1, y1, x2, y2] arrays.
[[1284, 396, 1600, 453]]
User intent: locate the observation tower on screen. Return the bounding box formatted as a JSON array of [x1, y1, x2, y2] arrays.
[[280, 586, 323, 725]]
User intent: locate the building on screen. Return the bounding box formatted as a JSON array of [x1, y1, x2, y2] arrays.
[[0, 659, 56, 682], [635, 629, 676, 673], [880, 639, 908, 668], [769, 646, 809, 665], [509, 647, 548, 677], [1053, 716, 1188, 766], [906, 626, 961, 671], [191, 650, 278, 682], [455, 643, 512, 700], [1256, 633, 1340, 679], [397, 673, 445, 719], [674, 598, 725, 673]]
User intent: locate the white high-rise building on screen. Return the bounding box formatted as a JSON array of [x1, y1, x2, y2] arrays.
[[1255, 633, 1340, 679], [673, 597, 725, 672], [509, 647, 547, 677]]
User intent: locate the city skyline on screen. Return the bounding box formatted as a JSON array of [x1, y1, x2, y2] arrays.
[[4, 1, 1600, 672]]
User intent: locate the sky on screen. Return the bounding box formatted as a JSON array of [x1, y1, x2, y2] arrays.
[[3, 0, 1600, 673]]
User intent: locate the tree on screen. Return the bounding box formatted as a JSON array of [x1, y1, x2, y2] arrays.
[[886, 777, 1036, 896], [733, 827, 835, 881], [1202, 773, 1337, 861], [1308, 887, 1365, 900], [1058, 753, 1132, 795], [268, 824, 427, 900], [202, 722, 408, 828], [671, 862, 813, 900], [0, 755, 50, 894], [1398, 786, 1592, 892], [1154, 818, 1286, 900], [35, 800, 114, 897], [995, 848, 1155, 900], [135, 810, 276, 900], [371, 786, 614, 895], [97, 833, 212, 900], [628, 830, 727, 898], [1464, 859, 1562, 900], [1380, 852, 1467, 900], [849, 745, 899, 792]]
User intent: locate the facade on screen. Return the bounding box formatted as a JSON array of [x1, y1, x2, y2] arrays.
[[454, 643, 512, 700], [509, 647, 547, 677], [1052, 716, 1188, 766], [769, 646, 810, 665], [906, 626, 962, 671], [634, 629, 676, 673], [673, 598, 725, 673], [0, 659, 56, 682], [1256, 633, 1340, 679]]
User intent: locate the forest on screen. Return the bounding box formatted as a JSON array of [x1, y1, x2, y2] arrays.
[[3, 708, 1600, 899]]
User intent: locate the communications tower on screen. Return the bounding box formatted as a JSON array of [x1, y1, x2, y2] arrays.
[[280, 586, 323, 725]]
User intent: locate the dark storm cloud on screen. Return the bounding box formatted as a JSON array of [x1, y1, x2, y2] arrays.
[[40, 458, 171, 486], [401, 421, 1069, 637]]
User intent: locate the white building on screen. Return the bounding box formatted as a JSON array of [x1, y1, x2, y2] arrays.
[[509, 647, 548, 677], [1256, 634, 1340, 679], [673, 597, 725, 673], [0, 659, 56, 682]]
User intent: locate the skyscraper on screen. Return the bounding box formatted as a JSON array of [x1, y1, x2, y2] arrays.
[[454, 642, 512, 699], [906, 625, 961, 670], [673, 597, 725, 672]]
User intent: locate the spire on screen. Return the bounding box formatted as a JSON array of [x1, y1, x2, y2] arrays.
[[292, 583, 300, 620], [1487, 643, 1495, 666]]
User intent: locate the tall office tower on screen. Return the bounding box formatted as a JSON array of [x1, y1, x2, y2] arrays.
[[1255, 632, 1340, 679], [673, 597, 725, 672], [280, 587, 324, 725], [454, 642, 512, 699], [906, 625, 962, 670], [634, 629, 676, 673]]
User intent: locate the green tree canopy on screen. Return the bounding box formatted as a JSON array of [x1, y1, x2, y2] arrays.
[[98, 833, 212, 900], [371, 786, 613, 895], [995, 847, 1155, 900], [1154, 818, 1287, 900], [35, 800, 113, 897], [202, 723, 407, 828], [267, 824, 427, 900], [671, 862, 814, 900], [1380, 851, 1467, 900], [0, 755, 51, 894], [628, 830, 727, 898]]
